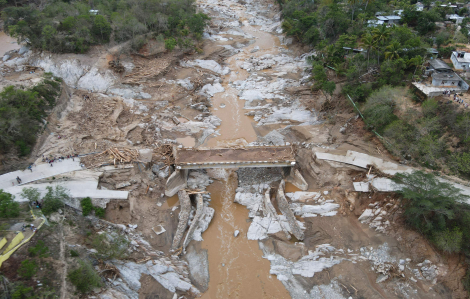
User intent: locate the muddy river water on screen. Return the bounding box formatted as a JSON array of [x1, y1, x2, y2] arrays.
[[195, 1, 296, 298]]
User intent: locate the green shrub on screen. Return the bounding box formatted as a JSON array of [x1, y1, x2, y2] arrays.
[[18, 259, 38, 279], [94, 207, 105, 218], [433, 228, 463, 253], [28, 240, 49, 258], [10, 283, 33, 299], [80, 197, 93, 216], [91, 232, 129, 260], [42, 186, 69, 215], [165, 37, 177, 51], [0, 190, 20, 218], [70, 250, 79, 257], [68, 260, 102, 293], [0, 81, 60, 156]]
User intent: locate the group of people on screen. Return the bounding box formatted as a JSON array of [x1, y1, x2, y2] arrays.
[[22, 224, 37, 233], [443, 90, 469, 108], [42, 154, 78, 167]]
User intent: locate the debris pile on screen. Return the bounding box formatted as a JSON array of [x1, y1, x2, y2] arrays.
[[83, 147, 139, 167]]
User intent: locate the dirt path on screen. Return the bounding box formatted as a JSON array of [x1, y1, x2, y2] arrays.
[[59, 221, 67, 299]]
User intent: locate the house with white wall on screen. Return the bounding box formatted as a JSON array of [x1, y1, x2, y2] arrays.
[[451, 51, 470, 70]]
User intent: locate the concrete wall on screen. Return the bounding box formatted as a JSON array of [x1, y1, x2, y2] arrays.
[[431, 77, 461, 87], [451, 53, 469, 70]]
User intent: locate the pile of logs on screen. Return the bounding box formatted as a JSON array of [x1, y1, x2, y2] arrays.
[[96, 147, 139, 164]]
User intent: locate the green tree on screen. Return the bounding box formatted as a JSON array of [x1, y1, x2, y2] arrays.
[[42, 186, 69, 215], [0, 190, 20, 218], [361, 33, 375, 67], [392, 171, 469, 233], [372, 25, 390, 64], [385, 40, 401, 60], [20, 187, 41, 205], [92, 15, 112, 43]]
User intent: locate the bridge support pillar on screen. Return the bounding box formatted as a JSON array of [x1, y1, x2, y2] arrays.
[[165, 169, 188, 197], [283, 167, 308, 191]]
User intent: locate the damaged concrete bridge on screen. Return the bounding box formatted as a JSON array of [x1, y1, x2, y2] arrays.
[[165, 146, 307, 196], [173, 146, 296, 169]]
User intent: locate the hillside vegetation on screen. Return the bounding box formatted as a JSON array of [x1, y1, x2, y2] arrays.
[[2, 0, 209, 53], [0, 75, 61, 156], [278, 0, 470, 178]]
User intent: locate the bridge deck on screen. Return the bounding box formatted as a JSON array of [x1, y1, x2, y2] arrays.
[[175, 146, 295, 169]]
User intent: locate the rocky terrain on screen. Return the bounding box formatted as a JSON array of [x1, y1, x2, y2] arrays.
[[1, 0, 469, 298]]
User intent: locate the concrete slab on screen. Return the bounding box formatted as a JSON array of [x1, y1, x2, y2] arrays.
[[353, 182, 369, 192], [6, 180, 128, 202], [0, 159, 82, 190], [315, 150, 412, 175]]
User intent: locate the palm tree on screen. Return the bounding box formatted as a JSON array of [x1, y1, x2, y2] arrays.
[[361, 33, 374, 67], [385, 40, 401, 60], [372, 25, 390, 64]]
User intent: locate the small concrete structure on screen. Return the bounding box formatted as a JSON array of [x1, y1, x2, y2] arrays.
[[431, 72, 469, 90], [416, 2, 424, 11], [377, 15, 401, 25], [451, 51, 470, 70], [447, 14, 464, 24]]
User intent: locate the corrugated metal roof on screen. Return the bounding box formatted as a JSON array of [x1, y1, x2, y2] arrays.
[[429, 59, 452, 71]]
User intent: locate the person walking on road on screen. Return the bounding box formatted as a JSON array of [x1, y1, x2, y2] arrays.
[[16, 176, 22, 184]]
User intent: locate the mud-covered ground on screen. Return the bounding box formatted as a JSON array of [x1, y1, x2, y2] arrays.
[[0, 0, 468, 298]]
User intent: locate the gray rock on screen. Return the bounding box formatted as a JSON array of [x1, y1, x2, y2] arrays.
[[250, 46, 260, 53], [376, 274, 388, 283], [184, 243, 209, 292], [2, 55, 10, 62], [49, 212, 61, 222], [116, 182, 131, 189], [234, 230, 240, 237], [18, 46, 29, 55]]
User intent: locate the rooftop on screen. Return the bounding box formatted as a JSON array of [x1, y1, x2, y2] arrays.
[[432, 72, 462, 81], [429, 59, 452, 71]]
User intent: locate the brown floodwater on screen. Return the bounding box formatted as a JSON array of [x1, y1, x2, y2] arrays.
[[201, 173, 290, 299], [284, 182, 302, 193], [205, 11, 284, 147], [162, 194, 179, 209], [0, 32, 20, 56], [176, 136, 196, 147]]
